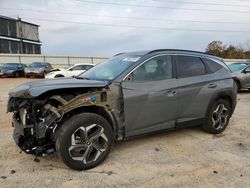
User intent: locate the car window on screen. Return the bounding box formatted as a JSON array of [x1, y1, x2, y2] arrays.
[[30, 62, 45, 68], [69, 65, 85, 71], [176, 55, 206, 78], [228, 63, 248, 72], [85, 65, 93, 70], [202, 58, 223, 73], [131, 55, 172, 82]]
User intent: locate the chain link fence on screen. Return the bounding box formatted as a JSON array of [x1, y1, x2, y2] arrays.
[[0, 54, 109, 68]]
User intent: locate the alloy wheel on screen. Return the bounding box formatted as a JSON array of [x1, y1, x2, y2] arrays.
[[68, 124, 108, 164], [212, 104, 229, 130]]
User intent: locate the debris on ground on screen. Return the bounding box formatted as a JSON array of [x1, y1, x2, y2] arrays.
[[10, 170, 16, 174], [34, 157, 40, 163]]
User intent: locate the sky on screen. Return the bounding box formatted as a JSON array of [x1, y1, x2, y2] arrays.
[[1, 0, 250, 56]]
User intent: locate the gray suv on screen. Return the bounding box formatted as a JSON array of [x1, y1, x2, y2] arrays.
[[7, 49, 237, 170], [228, 62, 250, 91], [25, 62, 53, 78]]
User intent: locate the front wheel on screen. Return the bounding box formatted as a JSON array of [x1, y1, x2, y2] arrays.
[[202, 99, 231, 134], [14, 72, 19, 78], [56, 113, 114, 170]]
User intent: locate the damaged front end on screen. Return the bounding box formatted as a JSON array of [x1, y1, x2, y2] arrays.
[[7, 78, 123, 157], [8, 97, 61, 155]]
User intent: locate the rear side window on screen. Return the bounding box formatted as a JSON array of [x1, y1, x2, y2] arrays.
[[202, 58, 222, 73], [176, 55, 206, 78]]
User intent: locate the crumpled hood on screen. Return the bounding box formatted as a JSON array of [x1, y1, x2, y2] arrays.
[[47, 69, 66, 76], [9, 77, 109, 98]]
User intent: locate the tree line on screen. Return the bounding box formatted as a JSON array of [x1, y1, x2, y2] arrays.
[[205, 40, 250, 59]]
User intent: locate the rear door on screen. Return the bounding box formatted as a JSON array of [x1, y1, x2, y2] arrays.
[[175, 55, 217, 124], [122, 55, 178, 137]]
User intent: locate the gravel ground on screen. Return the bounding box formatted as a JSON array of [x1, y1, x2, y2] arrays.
[[0, 78, 249, 188]]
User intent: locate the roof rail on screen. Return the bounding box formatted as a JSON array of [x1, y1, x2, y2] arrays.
[[146, 49, 206, 55], [113, 52, 125, 57]]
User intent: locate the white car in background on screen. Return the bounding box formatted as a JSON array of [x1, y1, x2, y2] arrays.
[[45, 63, 94, 79]]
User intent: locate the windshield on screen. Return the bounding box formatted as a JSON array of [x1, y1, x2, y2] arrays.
[[30, 62, 45, 68], [79, 54, 141, 81], [228, 63, 248, 72], [3, 63, 19, 67]]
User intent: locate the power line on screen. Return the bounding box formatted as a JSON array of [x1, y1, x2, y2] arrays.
[[153, 0, 250, 8], [21, 17, 250, 33], [2, 7, 250, 26], [77, 0, 250, 14]]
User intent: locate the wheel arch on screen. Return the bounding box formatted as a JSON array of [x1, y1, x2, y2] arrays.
[[206, 90, 235, 117], [59, 105, 119, 140], [55, 74, 64, 78]]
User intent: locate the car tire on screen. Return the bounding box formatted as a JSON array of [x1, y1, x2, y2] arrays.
[[55, 74, 64, 78], [56, 113, 114, 170], [14, 72, 19, 78], [202, 99, 231, 134]]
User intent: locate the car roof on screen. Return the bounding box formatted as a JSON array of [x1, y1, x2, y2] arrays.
[[115, 49, 223, 61], [73, 63, 94, 66]]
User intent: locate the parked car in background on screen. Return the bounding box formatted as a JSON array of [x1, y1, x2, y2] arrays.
[[8, 49, 237, 170], [45, 63, 94, 79], [228, 62, 250, 91], [25, 62, 53, 78], [0, 63, 27, 77]]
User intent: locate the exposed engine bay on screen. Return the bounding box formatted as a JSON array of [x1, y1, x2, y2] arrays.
[[9, 96, 63, 155]]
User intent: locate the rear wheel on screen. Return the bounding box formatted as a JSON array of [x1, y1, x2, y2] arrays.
[[202, 99, 231, 134], [56, 113, 113, 170], [55, 74, 64, 78]]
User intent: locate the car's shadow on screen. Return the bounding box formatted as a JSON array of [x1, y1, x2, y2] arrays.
[[38, 126, 202, 166], [238, 89, 250, 94]]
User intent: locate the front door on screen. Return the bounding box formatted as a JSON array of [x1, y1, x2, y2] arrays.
[[122, 55, 178, 137]]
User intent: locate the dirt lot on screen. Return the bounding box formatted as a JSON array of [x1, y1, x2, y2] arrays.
[[0, 78, 249, 188]]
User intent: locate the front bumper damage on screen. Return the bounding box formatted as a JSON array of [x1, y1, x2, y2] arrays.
[[9, 98, 61, 155]]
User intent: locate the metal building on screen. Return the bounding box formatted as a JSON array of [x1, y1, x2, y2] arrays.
[[0, 16, 41, 54]]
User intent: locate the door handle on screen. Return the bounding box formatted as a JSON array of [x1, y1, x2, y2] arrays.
[[208, 83, 217, 88], [164, 90, 177, 97]]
